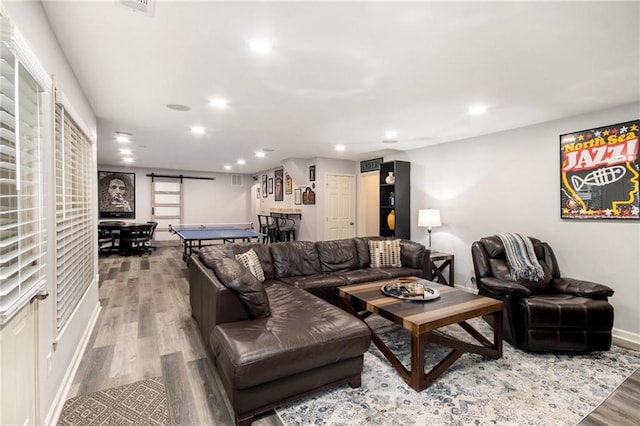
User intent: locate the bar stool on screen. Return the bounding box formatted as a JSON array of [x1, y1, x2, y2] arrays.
[[257, 214, 277, 243], [275, 217, 296, 242]]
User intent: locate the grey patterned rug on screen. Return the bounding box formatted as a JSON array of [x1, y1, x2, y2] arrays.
[[277, 316, 640, 425], [58, 376, 169, 425]]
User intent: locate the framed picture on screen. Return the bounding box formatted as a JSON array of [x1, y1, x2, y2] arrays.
[[560, 119, 639, 220], [294, 188, 302, 205], [302, 187, 315, 205], [285, 172, 292, 194], [274, 169, 284, 201], [268, 178, 273, 194], [98, 171, 135, 219], [262, 175, 268, 198], [309, 165, 316, 182]]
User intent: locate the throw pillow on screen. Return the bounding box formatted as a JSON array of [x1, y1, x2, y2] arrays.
[[369, 239, 402, 268], [235, 248, 266, 282], [208, 257, 270, 319]]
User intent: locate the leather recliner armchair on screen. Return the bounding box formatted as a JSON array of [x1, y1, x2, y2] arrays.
[[471, 235, 614, 352]]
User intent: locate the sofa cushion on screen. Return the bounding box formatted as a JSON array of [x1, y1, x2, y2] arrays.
[[205, 256, 271, 319], [198, 243, 275, 279], [354, 236, 384, 268], [369, 239, 402, 268], [235, 248, 265, 282], [211, 283, 371, 390], [270, 241, 322, 278], [400, 240, 426, 269], [278, 273, 347, 300], [315, 239, 360, 272], [339, 268, 392, 285]]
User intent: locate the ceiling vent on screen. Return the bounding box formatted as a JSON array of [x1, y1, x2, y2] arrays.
[[231, 174, 242, 186], [117, 0, 155, 17]]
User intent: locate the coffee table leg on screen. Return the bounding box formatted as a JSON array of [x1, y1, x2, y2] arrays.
[[411, 332, 426, 390], [492, 309, 503, 358]]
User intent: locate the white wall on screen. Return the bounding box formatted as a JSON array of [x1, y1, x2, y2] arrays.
[[98, 165, 254, 226], [3, 1, 99, 423], [388, 103, 640, 339]]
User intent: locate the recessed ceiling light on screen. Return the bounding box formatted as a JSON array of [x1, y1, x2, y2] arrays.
[[255, 151, 266, 158], [249, 38, 273, 54], [209, 97, 229, 109], [237, 159, 246, 165], [335, 145, 346, 151], [191, 126, 206, 135], [384, 130, 398, 143], [115, 132, 131, 143], [122, 157, 134, 163], [120, 149, 132, 155], [166, 103, 191, 112], [468, 105, 488, 115], [224, 165, 232, 170]]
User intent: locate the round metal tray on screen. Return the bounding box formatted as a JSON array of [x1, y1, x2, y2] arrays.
[[381, 280, 440, 301]]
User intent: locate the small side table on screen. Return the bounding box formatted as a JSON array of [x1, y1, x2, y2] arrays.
[[430, 252, 454, 286]]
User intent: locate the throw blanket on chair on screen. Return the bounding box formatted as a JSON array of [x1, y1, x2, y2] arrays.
[[495, 233, 544, 282]]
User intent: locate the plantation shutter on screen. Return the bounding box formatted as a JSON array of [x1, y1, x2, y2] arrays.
[[0, 16, 47, 324], [54, 103, 94, 332]]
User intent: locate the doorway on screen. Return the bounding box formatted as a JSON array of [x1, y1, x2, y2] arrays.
[[325, 174, 356, 239]]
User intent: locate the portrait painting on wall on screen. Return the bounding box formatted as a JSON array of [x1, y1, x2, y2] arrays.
[[274, 169, 284, 201], [309, 165, 316, 182], [268, 178, 274, 194], [99, 171, 135, 219], [560, 119, 639, 220], [285, 172, 292, 194], [262, 174, 268, 198], [302, 187, 315, 205]]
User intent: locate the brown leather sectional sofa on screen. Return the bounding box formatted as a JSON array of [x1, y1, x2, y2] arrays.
[[189, 237, 431, 425]]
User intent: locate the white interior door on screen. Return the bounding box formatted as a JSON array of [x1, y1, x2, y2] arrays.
[[325, 174, 356, 240], [0, 303, 37, 425], [151, 179, 183, 242]]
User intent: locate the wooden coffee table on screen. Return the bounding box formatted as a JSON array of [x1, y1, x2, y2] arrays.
[[338, 277, 503, 391]]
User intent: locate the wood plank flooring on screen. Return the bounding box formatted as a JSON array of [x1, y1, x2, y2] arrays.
[[68, 245, 639, 425], [69, 246, 281, 426]]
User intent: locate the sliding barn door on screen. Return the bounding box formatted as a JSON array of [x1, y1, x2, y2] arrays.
[[150, 178, 183, 242]]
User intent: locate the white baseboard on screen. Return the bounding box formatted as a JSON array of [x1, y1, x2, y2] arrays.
[[612, 328, 640, 351], [44, 301, 101, 425]]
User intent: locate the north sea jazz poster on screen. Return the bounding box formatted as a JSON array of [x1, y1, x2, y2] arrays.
[[560, 120, 639, 219]]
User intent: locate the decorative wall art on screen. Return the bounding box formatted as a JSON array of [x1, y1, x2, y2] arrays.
[[98, 171, 135, 219], [285, 172, 292, 194], [309, 165, 316, 182], [268, 178, 273, 194], [303, 187, 316, 205], [294, 188, 302, 205], [262, 175, 268, 198], [560, 119, 639, 219], [274, 169, 284, 201]]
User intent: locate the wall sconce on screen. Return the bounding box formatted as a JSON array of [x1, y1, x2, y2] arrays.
[[418, 209, 441, 248]]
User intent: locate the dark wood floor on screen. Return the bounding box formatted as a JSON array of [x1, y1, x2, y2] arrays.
[[69, 245, 639, 425]]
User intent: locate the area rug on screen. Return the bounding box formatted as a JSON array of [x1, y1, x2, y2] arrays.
[[277, 316, 640, 426], [58, 376, 169, 425]]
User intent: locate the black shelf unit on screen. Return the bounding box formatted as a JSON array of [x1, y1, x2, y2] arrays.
[[379, 160, 410, 239]]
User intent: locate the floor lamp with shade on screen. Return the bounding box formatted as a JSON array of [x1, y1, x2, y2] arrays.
[[418, 209, 441, 248]]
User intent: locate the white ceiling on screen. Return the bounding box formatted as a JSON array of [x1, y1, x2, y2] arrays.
[[41, 1, 639, 175]]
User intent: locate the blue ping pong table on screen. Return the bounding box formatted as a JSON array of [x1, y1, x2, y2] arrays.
[[170, 224, 264, 261]]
